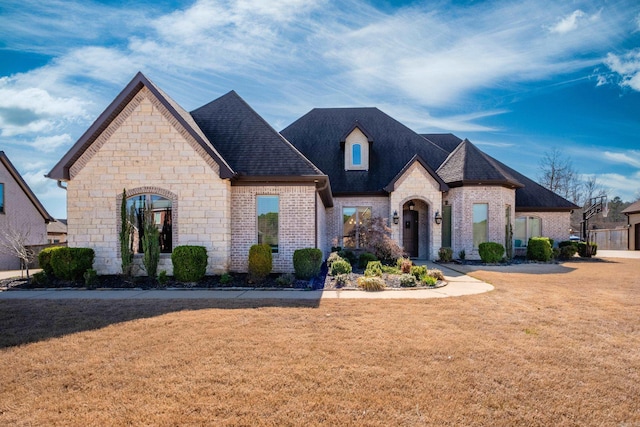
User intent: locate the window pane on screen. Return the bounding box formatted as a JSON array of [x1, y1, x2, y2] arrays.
[[442, 205, 452, 248], [473, 204, 488, 248], [0, 183, 4, 213], [126, 194, 172, 254], [528, 217, 541, 239], [257, 196, 279, 253], [343, 207, 357, 248], [352, 144, 362, 165], [514, 217, 526, 247]]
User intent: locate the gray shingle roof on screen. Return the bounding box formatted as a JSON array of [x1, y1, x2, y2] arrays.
[[281, 107, 450, 194], [191, 92, 324, 177]]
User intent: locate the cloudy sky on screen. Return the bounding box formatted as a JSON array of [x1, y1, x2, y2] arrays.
[[1, 0, 639, 219]]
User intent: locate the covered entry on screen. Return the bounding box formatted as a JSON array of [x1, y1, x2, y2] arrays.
[[401, 199, 431, 259]]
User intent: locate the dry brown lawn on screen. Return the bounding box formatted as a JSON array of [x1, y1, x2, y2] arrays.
[[1, 258, 639, 426]]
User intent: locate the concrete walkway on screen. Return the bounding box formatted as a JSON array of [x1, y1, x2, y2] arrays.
[[0, 263, 493, 300]]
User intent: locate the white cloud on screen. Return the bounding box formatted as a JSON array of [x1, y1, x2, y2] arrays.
[[550, 10, 585, 34], [595, 172, 640, 202], [31, 134, 73, 153], [604, 150, 640, 168], [605, 49, 640, 91]]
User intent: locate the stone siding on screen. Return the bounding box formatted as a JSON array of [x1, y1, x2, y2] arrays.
[[230, 184, 317, 273], [67, 87, 231, 275]]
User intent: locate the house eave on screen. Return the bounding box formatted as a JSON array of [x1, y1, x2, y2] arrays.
[[231, 174, 334, 207], [445, 179, 524, 189]]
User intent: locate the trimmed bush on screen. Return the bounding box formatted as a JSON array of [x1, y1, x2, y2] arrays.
[[438, 247, 453, 262], [247, 244, 272, 283], [421, 275, 438, 286], [219, 273, 233, 285], [578, 242, 598, 258], [330, 259, 352, 276], [381, 265, 401, 274], [51, 247, 95, 281], [31, 271, 48, 286], [410, 265, 427, 280], [326, 252, 343, 269], [400, 274, 417, 287], [338, 250, 357, 266], [364, 260, 383, 277], [428, 269, 445, 281], [275, 273, 296, 287], [172, 245, 208, 282], [38, 246, 63, 276], [358, 252, 378, 269], [84, 268, 98, 289], [478, 242, 505, 263], [293, 248, 323, 280], [527, 237, 553, 262], [558, 241, 578, 260], [357, 276, 385, 291]]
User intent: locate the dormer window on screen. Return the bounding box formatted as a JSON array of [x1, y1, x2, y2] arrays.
[[341, 121, 373, 171]]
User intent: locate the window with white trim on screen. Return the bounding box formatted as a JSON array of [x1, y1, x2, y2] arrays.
[[257, 195, 279, 253], [514, 216, 541, 247], [473, 203, 488, 248]]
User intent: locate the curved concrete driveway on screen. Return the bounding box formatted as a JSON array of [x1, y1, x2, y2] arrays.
[[0, 263, 493, 300]]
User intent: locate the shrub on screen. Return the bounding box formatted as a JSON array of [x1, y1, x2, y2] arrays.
[[247, 244, 272, 283], [335, 274, 348, 287], [347, 216, 404, 264], [330, 259, 352, 276], [84, 268, 98, 289], [31, 271, 48, 286], [428, 269, 445, 281], [38, 246, 63, 276], [219, 273, 233, 285], [364, 260, 383, 277], [338, 250, 357, 266], [119, 189, 133, 277], [381, 265, 401, 274], [275, 273, 296, 287], [399, 274, 417, 287], [527, 237, 552, 262], [326, 252, 343, 269], [478, 242, 505, 263], [142, 208, 160, 279], [172, 245, 208, 282], [358, 252, 378, 269], [158, 270, 169, 286], [438, 247, 453, 262], [578, 242, 598, 258], [558, 245, 577, 260], [397, 257, 412, 274], [51, 247, 95, 281], [410, 265, 427, 280], [458, 249, 466, 260], [357, 276, 385, 291], [421, 275, 438, 286], [293, 248, 323, 279]]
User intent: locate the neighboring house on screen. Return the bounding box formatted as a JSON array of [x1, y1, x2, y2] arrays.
[[622, 201, 640, 250], [47, 72, 576, 275], [0, 151, 55, 270], [47, 219, 68, 244]]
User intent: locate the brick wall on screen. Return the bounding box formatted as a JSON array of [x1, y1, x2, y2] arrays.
[[515, 211, 571, 246], [326, 196, 390, 252], [230, 184, 317, 273], [67, 87, 231, 275]]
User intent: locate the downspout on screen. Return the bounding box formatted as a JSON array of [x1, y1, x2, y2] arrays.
[[57, 180, 67, 191]]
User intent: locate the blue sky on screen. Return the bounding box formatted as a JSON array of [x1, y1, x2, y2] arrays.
[[1, 0, 639, 219]]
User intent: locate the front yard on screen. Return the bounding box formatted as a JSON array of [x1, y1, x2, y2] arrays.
[[1, 258, 638, 426]]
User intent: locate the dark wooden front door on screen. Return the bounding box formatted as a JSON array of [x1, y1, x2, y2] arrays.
[[403, 210, 419, 258]]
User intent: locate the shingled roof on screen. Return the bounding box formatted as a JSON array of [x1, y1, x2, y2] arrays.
[[1, 151, 54, 222], [281, 107, 450, 194], [191, 91, 324, 178]]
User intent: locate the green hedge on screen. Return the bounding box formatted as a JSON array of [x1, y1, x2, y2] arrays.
[[578, 242, 598, 258], [330, 259, 352, 276], [171, 245, 208, 282], [293, 248, 323, 280], [527, 237, 552, 261], [478, 242, 504, 263], [38, 246, 64, 276], [438, 247, 453, 262], [358, 252, 378, 269], [248, 244, 272, 282], [51, 247, 95, 281]]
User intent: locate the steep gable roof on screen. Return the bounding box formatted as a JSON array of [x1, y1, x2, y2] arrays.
[[1, 151, 54, 222], [436, 139, 524, 188], [622, 200, 640, 215], [47, 72, 234, 181], [281, 107, 450, 194], [384, 154, 449, 192], [191, 91, 324, 178], [421, 133, 463, 153]]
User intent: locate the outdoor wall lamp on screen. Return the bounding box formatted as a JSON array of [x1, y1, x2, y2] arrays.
[[392, 210, 399, 224], [434, 210, 442, 225], [408, 201, 415, 211]]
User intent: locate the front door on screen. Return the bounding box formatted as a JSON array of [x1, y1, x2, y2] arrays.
[[403, 210, 419, 258]]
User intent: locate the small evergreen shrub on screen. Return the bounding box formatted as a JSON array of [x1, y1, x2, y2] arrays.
[[275, 273, 296, 287], [293, 248, 323, 279], [400, 274, 417, 287], [172, 245, 208, 282], [527, 238, 552, 262], [421, 275, 438, 286], [558, 245, 577, 260], [357, 276, 385, 291], [478, 242, 505, 263], [51, 247, 95, 281], [335, 274, 348, 287], [438, 247, 453, 262], [358, 252, 378, 269], [397, 257, 412, 274], [31, 271, 48, 286], [83, 268, 98, 289], [428, 269, 445, 281], [38, 246, 63, 276], [338, 250, 357, 266], [330, 259, 352, 276], [364, 260, 383, 277], [458, 249, 466, 260], [219, 273, 233, 285], [410, 265, 427, 280], [141, 208, 160, 279], [158, 270, 169, 286], [381, 265, 401, 274], [578, 242, 598, 258], [326, 252, 343, 269], [248, 244, 272, 283]]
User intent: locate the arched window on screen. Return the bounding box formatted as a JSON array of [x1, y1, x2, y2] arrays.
[[126, 194, 173, 253], [352, 143, 362, 166]]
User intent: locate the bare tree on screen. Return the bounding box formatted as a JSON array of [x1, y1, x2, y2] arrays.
[[582, 175, 607, 206], [538, 148, 579, 200], [0, 224, 37, 280]]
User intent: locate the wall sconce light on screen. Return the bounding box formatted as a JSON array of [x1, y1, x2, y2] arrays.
[[434, 210, 442, 225], [408, 201, 415, 211], [392, 210, 399, 224]]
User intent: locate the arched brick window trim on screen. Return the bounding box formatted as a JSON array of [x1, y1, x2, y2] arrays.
[[116, 187, 178, 256]]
